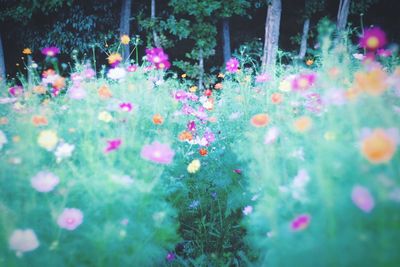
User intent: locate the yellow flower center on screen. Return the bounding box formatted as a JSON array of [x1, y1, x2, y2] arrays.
[[366, 36, 379, 49]]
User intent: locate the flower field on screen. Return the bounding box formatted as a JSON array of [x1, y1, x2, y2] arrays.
[[0, 27, 400, 266]]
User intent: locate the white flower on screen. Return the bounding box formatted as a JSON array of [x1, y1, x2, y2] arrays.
[[9, 229, 40, 254], [107, 67, 127, 80], [264, 127, 280, 144], [0, 130, 7, 150], [55, 143, 75, 163], [353, 53, 365, 60]]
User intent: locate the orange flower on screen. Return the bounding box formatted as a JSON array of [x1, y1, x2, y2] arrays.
[[108, 53, 122, 65], [214, 83, 223, 90], [293, 116, 312, 133], [361, 129, 397, 164], [33, 85, 47, 94], [199, 148, 208, 156], [152, 114, 164, 125], [251, 113, 270, 127], [181, 73, 187, 78], [98, 85, 112, 99], [352, 68, 389, 96], [22, 48, 32, 55], [178, 131, 193, 141], [271, 93, 283, 104], [32, 115, 48, 126], [306, 59, 314, 66], [53, 77, 65, 89], [120, 35, 130, 45]]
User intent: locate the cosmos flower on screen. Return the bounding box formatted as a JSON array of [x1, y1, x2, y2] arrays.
[[174, 90, 187, 101], [37, 130, 58, 151], [271, 93, 283, 104], [9, 229, 39, 254], [120, 34, 130, 45], [68, 85, 86, 99], [32, 115, 48, 126], [360, 128, 398, 164], [145, 47, 171, 70], [119, 102, 133, 112], [57, 208, 84, 230], [0, 130, 7, 150], [292, 73, 316, 91], [250, 113, 270, 127], [98, 85, 112, 99], [178, 131, 193, 142], [141, 141, 175, 164], [293, 116, 312, 133], [107, 67, 127, 80], [225, 58, 239, 73], [98, 111, 113, 123], [187, 159, 201, 173], [203, 128, 215, 144], [31, 171, 60, 193], [352, 185, 375, 213], [166, 252, 176, 262], [187, 121, 196, 132], [291, 214, 311, 231], [152, 114, 164, 125], [242, 205, 253, 215], [107, 53, 122, 67], [41, 46, 60, 57], [105, 139, 122, 153], [55, 143, 75, 163], [359, 27, 387, 51], [352, 67, 389, 96], [127, 64, 138, 72], [8, 86, 23, 97]]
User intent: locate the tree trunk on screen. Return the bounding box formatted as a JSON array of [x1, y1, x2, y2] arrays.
[[151, 0, 161, 47], [298, 18, 310, 59], [337, 0, 351, 32], [222, 17, 231, 64], [0, 32, 6, 87], [261, 0, 282, 72], [119, 0, 132, 62], [198, 48, 204, 90]]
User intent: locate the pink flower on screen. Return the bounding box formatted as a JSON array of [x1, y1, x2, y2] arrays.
[[377, 48, 392, 57], [203, 128, 215, 144], [31, 171, 60, 193], [187, 121, 196, 132], [264, 127, 280, 144], [243, 205, 253, 215], [352, 185, 375, 213], [174, 90, 187, 101], [292, 73, 316, 91], [145, 47, 171, 70], [290, 213, 311, 231], [119, 102, 133, 112], [255, 73, 270, 83], [226, 58, 239, 73], [9, 229, 40, 254], [8, 86, 23, 97], [359, 27, 387, 51], [68, 85, 86, 99], [57, 208, 84, 230], [105, 139, 122, 153], [41, 46, 60, 57], [83, 68, 96, 79], [140, 141, 175, 164], [127, 65, 138, 72]]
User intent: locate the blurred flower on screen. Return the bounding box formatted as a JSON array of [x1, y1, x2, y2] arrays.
[[178, 131, 193, 141], [243, 205, 253, 215], [152, 114, 164, 125], [55, 143, 75, 163], [233, 169, 242, 174], [264, 127, 280, 144], [119, 102, 133, 112], [0, 117, 8, 125], [141, 141, 175, 164], [304, 92, 323, 113], [292, 73, 316, 91], [187, 121, 196, 132], [0, 130, 7, 150], [291, 214, 311, 231], [271, 92, 283, 104], [37, 130, 58, 151], [127, 64, 138, 72], [120, 34, 130, 45], [9, 229, 39, 254], [98, 85, 112, 99], [214, 82, 223, 89], [353, 53, 365, 60], [377, 48, 392, 57], [41, 46, 60, 57], [323, 89, 346, 106], [83, 67, 96, 79], [352, 67, 389, 96], [293, 116, 312, 133], [31, 171, 60, 193], [226, 58, 239, 73], [166, 252, 175, 262], [107, 67, 126, 80], [8, 86, 23, 97], [53, 77, 65, 90], [359, 27, 387, 51], [174, 90, 187, 101], [305, 59, 314, 66], [181, 73, 187, 78], [107, 53, 122, 67], [146, 47, 170, 70], [98, 111, 113, 123], [57, 208, 84, 230], [105, 139, 122, 153], [68, 85, 86, 99], [204, 128, 216, 144], [189, 86, 198, 93], [22, 48, 32, 55], [110, 174, 134, 186], [250, 113, 270, 127], [199, 148, 208, 156], [187, 159, 201, 173], [360, 128, 398, 164], [33, 85, 46, 94], [32, 115, 48, 126], [279, 75, 295, 92], [352, 185, 375, 213], [255, 73, 270, 83]]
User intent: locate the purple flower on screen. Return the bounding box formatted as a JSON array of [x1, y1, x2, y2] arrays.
[[304, 92, 323, 113], [140, 141, 175, 164], [352, 185, 375, 213], [359, 27, 387, 51], [105, 139, 122, 153], [83, 68, 96, 79], [57, 208, 84, 230], [166, 252, 176, 262], [255, 73, 270, 83], [31, 171, 60, 193], [174, 90, 187, 101], [182, 104, 195, 115], [187, 121, 196, 132], [226, 58, 239, 73], [290, 213, 311, 231], [243, 205, 253, 215], [41, 46, 60, 57], [203, 128, 215, 144], [8, 86, 23, 97]]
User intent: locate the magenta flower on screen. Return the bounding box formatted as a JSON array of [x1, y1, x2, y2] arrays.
[[8, 86, 23, 97], [233, 169, 242, 175], [292, 73, 316, 91], [187, 121, 196, 132], [304, 92, 323, 113], [359, 27, 387, 51], [57, 208, 83, 230], [352, 185, 375, 213], [119, 102, 133, 112], [377, 48, 392, 57], [127, 64, 138, 72], [140, 141, 175, 164], [31, 171, 60, 193], [203, 128, 215, 144], [291, 213, 311, 231], [146, 47, 171, 70], [255, 73, 270, 83], [166, 252, 176, 262], [174, 90, 187, 101], [105, 139, 122, 153], [41, 46, 60, 57], [226, 58, 239, 73]]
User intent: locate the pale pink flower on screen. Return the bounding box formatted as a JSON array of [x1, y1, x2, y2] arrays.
[[255, 73, 270, 83], [140, 141, 175, 164], [352, 185, 375, 213], [264, 127, 280, 144], [31, 171, 60, 193], [9, 229, 40, 254], [243, 205, 253, 215], [57, 208, 84, 230]]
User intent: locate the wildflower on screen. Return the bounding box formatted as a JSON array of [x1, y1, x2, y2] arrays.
[[304, 92, 323, 113], [279, 75, 295, 92], [291, 214, 311, 231], [292, 73, 316, 91], [187, 121, 196, 132], [352, 67, 389, 96], [305, 59, 314, 66], [323, 89, 346, 106], [181, 73, 187, 78], [127, 64, 138, 72], [152, 114, 164, 125], [22, 48, 32, 55], [53, 77, 65, 90], [105, 139, 122, 153], [57, 208, 84, 230], [119, 102, 133, 112], [199, 148, 208, 156], [37, 130, 58, 151], [9, 229, 39, 254], [243, 206, 253, 215], [68, 85, 86, 99], [98, 111, 113, 123], [233, 169, 242, 174], [352, 185, 375, 213], [214, 83, 223, 90], [31, 115, 48, 127], [0, 130, 7, 150], [98, 85, 112, 99], [377, 48, 392, 57], [218, 73, 225, 78], [226, 58, 239, 73], [83, 67, 96, 79], [264, 127, 280, 144], [178, 131, 193, 141], [31, 171, 60, 193], [107, 67, 126, 80], [271, 93, 283, 104], [250, 113, 270, 127], [0, 117, 8, 125], [174, 90, 187, 101], [204, 89, 212, 97], [120, 34, 130, 45], [166, 252, 176, 262], [293, 116, 312, 133], [8, 86, 23, 97], [33, 85, 46, 94], [204, 128, 215, 144], [55, 143, 75, 163], [110, 174, 134, 186], [360, 128, 398, 164], [187, 159, 201, 173], [145, 47, 171, 70], [359, 26, 387, 51], [141, 141, 175, 164], [41, 46, 60, 57], [353, 53, 365, 60], [255, 73, 270, 83], [189, 86, 198, 93], [13, 135, 20, 143], [107, 53, 122, 67]]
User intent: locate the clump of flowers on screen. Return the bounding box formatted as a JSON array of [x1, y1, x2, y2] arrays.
[[359, 27, 387, 51], [226, 58, 239, 73], [141, 141, 175, 164], [9, 229, 40, 255], [57, 208, 84, 230], [360, 128, 398, 164], [31, 171, 60, 193], [145, 47, 171, 70]]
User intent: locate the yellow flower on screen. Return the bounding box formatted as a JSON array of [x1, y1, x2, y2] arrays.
[[293, 116, 312, 133], [181, 73, 187, 78], [37, 130, 58, 151], [352, 68, 389, 96], [187, 159, 201, 173], [218, 73, 225, 78], [22, 48, 32, 55], [120, 35, 130, 45], [279, 79, 291, 92], [98, 111, 113, 123], [189, 86, 198, 93]]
